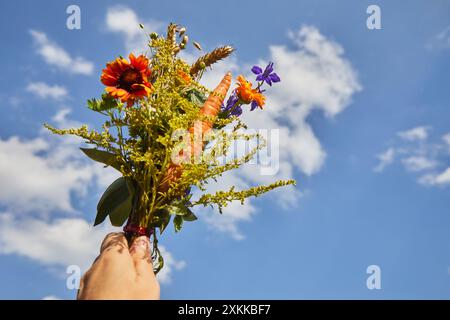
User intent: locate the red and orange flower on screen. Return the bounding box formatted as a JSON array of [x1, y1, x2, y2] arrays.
[[101, 53, 153, 106], [235, 75, 265, 108]]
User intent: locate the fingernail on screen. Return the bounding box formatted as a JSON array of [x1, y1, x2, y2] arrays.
[[131, 237, 149, 251]]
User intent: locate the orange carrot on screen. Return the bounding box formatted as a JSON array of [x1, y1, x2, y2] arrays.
[[189, 72, 231, 157], [159, 72, 232, 193]]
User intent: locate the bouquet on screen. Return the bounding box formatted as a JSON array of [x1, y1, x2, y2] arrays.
[[45, 23, 295, 273]]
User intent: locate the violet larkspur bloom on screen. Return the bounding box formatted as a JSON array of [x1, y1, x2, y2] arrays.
[[222, 91, 243, 116], [251, 62, 281, 86]]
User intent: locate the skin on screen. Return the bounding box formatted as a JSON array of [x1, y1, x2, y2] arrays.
[[77, 232, 160, 300]]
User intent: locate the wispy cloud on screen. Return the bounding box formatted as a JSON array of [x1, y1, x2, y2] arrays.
[[397, 126, 429, 141], [374, 147, 395, 172], [29, 30, 94, 75], [401, 156, 437, 172], [26, 82, 68, 100], [375, 126, 450, 187]]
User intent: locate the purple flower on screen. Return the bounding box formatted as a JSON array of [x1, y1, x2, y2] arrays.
[[222, 92, 243, 116], [251, 62, 280, 86]]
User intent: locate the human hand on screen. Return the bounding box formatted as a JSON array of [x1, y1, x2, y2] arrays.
[[77, 232, 160, 300]]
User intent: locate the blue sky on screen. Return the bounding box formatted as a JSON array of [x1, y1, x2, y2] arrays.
[[0, 0, 449, 299]]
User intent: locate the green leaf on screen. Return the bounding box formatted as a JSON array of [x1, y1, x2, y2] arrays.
[[156, 209, 171, 234], [94, 177, 135, 227], [173, 215, 183, 232], [188, 89, 207, 106], [80, 148, 122, 172], [167, 203, 189, 216], [87, 94, 120, 112], [182, 209, 198, 222], [167, 199, 197, 222]]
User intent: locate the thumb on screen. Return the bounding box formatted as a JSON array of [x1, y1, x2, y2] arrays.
[[129, 236, 154, 277]]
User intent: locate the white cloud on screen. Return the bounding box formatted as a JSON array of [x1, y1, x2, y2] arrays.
[[401, 156, 437, 172], [0, 108, 119, 214], [157, 246, 186, 284], [271, 26, 362, 118], [397, 126, 429, 141], [374, 147, 395, 172], [442, 133, 450, 153], [26, 82, 68, 100], [419, 167, 450, 186], [203, 201, 255, 241], [0, 212, 184, 284], [198, 171, 256, 241], [188, 25, 361, 238], [288, 124, 326, 175], [29, 30, 94, 75], [0, 213, 109, 269], [248, 25, 361, 176], [0, 135, 93, 213], [105, 6, 164, 54]]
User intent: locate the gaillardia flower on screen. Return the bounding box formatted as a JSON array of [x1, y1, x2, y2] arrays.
[[101, 53, 153, 105], [235, 75, 265, 108]]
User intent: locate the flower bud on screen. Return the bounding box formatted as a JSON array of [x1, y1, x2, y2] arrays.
[[182, 35, 189, 45], [178, 27, 186, 36], [150, 32, 158, 40]]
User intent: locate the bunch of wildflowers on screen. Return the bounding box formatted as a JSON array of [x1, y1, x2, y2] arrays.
[[45, 23, 295, 273]]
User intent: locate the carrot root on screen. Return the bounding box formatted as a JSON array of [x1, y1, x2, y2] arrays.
[[158, 72, 232, 193]]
